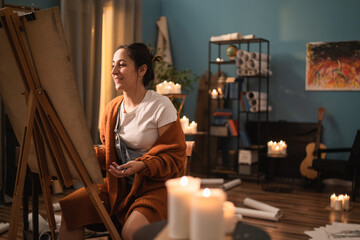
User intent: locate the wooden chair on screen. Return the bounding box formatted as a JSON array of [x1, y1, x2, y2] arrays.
[[185, 141, 195, 175], [312, 130, 360, 201]]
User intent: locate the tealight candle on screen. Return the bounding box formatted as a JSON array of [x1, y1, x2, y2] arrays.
[[165, 176, 201, 239], [223, 201, 237, 235], [330, 193, 336, 208], [190, 188, 226, 240], [342, 194, 350, 210], [211, 89, 218, 99]]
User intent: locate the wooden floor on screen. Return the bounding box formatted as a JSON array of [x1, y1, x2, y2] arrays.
[[0, 179, 359, 240]]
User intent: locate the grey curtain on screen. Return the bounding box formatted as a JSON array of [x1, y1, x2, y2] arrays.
[[60, 0, 142, 143]]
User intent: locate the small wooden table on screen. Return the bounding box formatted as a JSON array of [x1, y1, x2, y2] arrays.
[[262, 153, 293, 193], [163, 94, 188, 116], [134, 220, 271, 240]]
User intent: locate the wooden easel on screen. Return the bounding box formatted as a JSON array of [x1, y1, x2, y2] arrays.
[[0, 8, 121, 240]]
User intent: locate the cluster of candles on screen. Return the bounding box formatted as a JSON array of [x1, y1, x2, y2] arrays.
[[166, 176, 238, 240], [330, 194, 350, 211], [180, 116, 198, 134], [210, 88, 224, 99], [267, 140, 287, 155], [156, 80, 181, 94]]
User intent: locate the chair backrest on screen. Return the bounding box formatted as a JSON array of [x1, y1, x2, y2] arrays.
[[349, 130, 360, 164], [185, 141, 195, 157]]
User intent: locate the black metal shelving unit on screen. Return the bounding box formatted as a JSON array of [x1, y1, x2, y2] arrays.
[[207, 38, 270, 180]]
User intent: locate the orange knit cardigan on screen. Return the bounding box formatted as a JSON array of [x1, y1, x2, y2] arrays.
[[60, 95, 186, 230]]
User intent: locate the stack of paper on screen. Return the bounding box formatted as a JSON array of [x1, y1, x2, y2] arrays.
[[305, 222, 360, 240]]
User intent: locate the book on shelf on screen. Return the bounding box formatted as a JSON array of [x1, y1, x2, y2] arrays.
[[239, 163, 258, 175], [210, 125, 228, 137], [211, 115, 229, 126], [213, 108, 232, 117], [239, 92, 246, 111], [238, 149, 258, 165], [227, 119, 239, 136], [224, 77, 244, 99], [239, 129, 251, 147], [242, 94, 250, 111]]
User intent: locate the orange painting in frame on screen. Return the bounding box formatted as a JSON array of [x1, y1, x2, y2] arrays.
[[306, 41, 360, 91]]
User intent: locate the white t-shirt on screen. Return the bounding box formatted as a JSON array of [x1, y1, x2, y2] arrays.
[[119, 90, 177, 154]]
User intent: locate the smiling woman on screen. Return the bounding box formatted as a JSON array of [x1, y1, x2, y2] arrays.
[[58, 42, 187, 240]]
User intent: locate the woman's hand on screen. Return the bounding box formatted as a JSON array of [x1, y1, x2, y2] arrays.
[[108, 161, 146, 178]]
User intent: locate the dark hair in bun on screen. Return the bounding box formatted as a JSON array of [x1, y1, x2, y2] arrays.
[[117, 43, 160, 86]]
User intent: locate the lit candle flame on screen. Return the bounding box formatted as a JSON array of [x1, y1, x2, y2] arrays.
[[180, 176, 188, 186], [203, 188, 211, 197]]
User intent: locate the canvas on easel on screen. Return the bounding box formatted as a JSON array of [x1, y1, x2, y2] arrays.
[[0, 7, 121, 239]]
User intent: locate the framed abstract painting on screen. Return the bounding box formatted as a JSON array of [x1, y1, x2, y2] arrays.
[[306, 41, 360, 91]]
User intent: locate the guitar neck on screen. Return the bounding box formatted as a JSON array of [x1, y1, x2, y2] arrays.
[[313, 109, 324, 156]]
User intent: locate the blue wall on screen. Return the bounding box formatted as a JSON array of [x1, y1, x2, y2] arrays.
[[143, 0, 360, 149], [142, 0, 162, 48]]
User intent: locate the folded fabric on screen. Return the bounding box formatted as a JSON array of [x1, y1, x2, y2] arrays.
[[246, 59, 269, 70], [246, 91, 267, 100], [236, 50, 250, 61], [249, 52, 271, 61]]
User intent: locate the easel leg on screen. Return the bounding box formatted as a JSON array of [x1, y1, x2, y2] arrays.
[[32, 173, 39, 240], [8, 93, 37, 240], [33, 120, 57, 239]]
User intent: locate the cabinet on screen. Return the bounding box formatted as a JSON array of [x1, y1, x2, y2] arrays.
[[207, 38, 270, 179]]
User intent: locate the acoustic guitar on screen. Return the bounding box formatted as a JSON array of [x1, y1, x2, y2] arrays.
[[300, 108, 326, 179]]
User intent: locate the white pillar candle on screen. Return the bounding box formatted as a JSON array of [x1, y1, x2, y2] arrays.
[[163, 85, 172, 94], [190, 121, 197, 134], [282, 143, 287, 154], [168, 81, 175, 88], [180, 116, 189, 133], [187, 125, 191, 134], [343, 194, 350, 210], [223, 201, 237, 235], [190, 188, 226, 240], [156, 83, 163, 94], [334, 196, 342, 211], [174, 83, 181, 94], [165, 176, 201, 239], [211, 89, 218, 99], [330, 193, 336, 208], [274, 145, 280, 154], [267, 141, 274, 154]]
